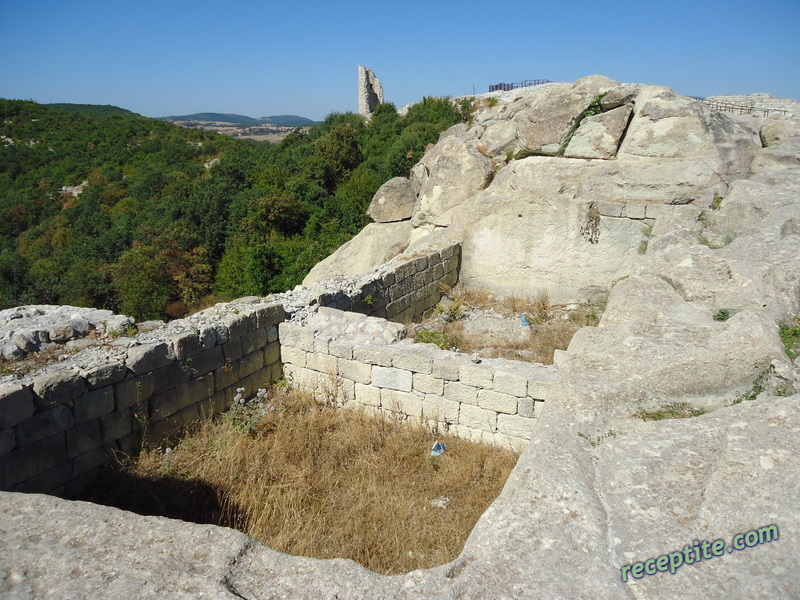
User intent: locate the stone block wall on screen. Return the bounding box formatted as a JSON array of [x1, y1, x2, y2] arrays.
[[0, 302, 285, 496], [280, 307, 556, 452], [317, 244, 460, 323]]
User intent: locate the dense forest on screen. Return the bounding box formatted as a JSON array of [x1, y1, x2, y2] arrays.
[[0, 98, 471, 320]]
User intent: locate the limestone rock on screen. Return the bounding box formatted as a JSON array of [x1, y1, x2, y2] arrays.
[[411, 136, 493, 227], [367, 177, 417, 223], [760, 117, 800, 147], [302, 222, 413, 285], [357, 65, 383, 118], [563, 104, 633, 159]]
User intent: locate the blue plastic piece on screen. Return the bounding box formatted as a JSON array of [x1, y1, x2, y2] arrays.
[[431, 441, 447, 457]]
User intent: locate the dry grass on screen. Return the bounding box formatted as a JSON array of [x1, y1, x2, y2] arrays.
[[82, 386, 518, 575], [412, 285, 603, 364]]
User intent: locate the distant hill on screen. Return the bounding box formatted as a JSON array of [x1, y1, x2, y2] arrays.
[[159, 113, 319, 127], [45, 103, 144, 119]]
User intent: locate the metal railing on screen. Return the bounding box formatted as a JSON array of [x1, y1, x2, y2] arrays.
[[489, 79, 552, 92], [691, 97, 787, 117]]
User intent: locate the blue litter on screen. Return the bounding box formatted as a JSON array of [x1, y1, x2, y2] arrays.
[[431, 441, 447, 457], [521, 314, 530, 327]]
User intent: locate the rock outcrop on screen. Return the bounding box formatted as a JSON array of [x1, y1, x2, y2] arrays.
[[308, 75, 768, 303], [357, 65, 384, 118]]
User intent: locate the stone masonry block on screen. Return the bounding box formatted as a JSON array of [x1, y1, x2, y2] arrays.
[[449, 424, 491, 445], [241, 328, 267, 356], [493, 370, 529, 397], [264, 341, 281, 366], [126, 342, 174, 376], [372, 366, 412, 392], [306, 352, 338, 375], [381, 389, 423, 417], [528, 378, 554, 401], [15, 405, 74, 446], [100, 409, 133, 444], [460, 363, 493, 389], [266, 325, 279, 344], [222, 337, 243, 362], [459, 404, 497, 433], [432, 357, 461, 381], [114, 374, 154, 410], [72, 386, 115, 424], [444, 254, 459, 274], [354, 383, 381, 407], [623, 202, 647, 219], [278, 322, 315, 352], [73, 446, 113, 478], [177, 374, 215, 411], [280, 346, 306, 367], [83, 362, 127, 390], [440, 244, 456, 260], [518, 397, 535, 418], [328, 338, 353, 360], [150, 388, 179, 421], [214, 362, 240, 392], [422, 395, 459, 423], [66, 419, 101, 458], [283, 364, 318, 391], [255, 303, 285, 330], [497, 414, 535, 439], [353, 345, 393, 367], [150, 362, 191, 393], [338, 359, 371, 385], [444, 381, 478, 405], [24, 459, 75, 494], [477, 389, 518, 415], [33, 371, 87, 410], [186, 345, 224, 377], [239, 350, 265, 379], [493, 432, 529, 453], [432, 263, 444, 280], [392, 351, 432, 374], [413, 373, 444, 395], [222, 311, 254, 339], [0, 383, 35, 429], [6, 434, 66, 488], [171, 331, 202, 361]]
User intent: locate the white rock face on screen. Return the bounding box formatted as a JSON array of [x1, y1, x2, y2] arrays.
[[306, 75, 764, 301]]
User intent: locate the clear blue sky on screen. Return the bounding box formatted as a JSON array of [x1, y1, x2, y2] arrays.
[[1, 0, 798, 121]]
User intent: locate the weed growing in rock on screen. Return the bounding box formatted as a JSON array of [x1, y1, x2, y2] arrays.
[[580, 202, 601, 244], [711, 193, 724, 210], [634, 402, 706, 421], [779, 318, 800, 359], [733, 372, 767, 404], [83, 385, 518, 575], [577, 430, 616, 448], [714, 309, 731, 322]]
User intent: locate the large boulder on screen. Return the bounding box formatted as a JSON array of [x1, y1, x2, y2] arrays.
[[367, 177, 416, 223], [563, 104, 633, 159], [411, 135, 494, 227], [302, 222, 413, 285]]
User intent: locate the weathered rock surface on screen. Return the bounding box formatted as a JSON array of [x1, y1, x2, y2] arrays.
[[305, 75, 764, 299], [367, 176, 417, 222], [303, 221, 413, 285], [563, 103, 632, 159]]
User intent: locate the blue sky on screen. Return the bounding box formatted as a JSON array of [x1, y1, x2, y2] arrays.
[[1, 0, 798, 121]]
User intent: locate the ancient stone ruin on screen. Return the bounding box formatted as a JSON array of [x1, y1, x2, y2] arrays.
[[357, 64, 384, 118], [1, 75, 799, 599]]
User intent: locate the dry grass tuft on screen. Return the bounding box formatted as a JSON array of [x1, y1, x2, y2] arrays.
[[83, 386, 518, 575]]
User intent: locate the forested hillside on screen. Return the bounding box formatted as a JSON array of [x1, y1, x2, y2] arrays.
[[0, 98, 469, 320]]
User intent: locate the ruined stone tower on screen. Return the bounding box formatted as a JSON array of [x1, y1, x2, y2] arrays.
[[358, 65, 384, 118]]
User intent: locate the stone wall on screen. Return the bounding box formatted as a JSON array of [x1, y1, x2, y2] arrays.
[[280, 307, 556, 452], [0, 243, 462, 495], [317, 244, 460, 322], [0, 303, 285, 496]]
